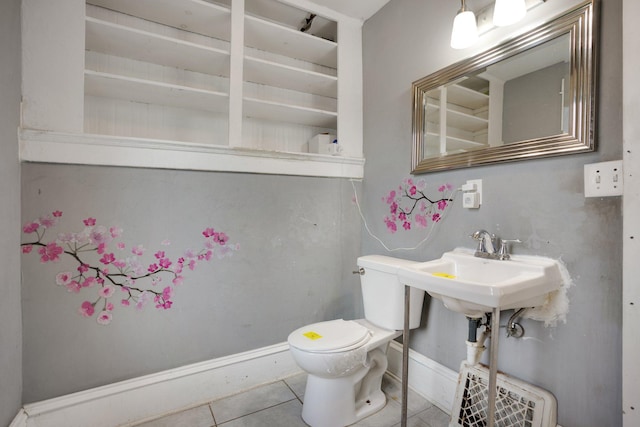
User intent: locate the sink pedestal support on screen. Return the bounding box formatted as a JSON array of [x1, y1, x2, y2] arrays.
[[487, 307, 500, 427], [401, 285, 410, 427]]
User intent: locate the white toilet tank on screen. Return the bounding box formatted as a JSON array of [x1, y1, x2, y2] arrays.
[[357, 255, 425, 330]]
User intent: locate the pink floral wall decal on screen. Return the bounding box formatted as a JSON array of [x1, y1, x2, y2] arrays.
[[22, 211, 238, 325], [383, 178, 454, 233]]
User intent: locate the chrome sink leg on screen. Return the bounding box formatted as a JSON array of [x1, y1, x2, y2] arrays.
[[401, 285, 410, 427], [488, 308, 500, 427]]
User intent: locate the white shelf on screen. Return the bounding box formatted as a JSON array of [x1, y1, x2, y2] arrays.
[[244, 15, 337, 68], [445, 136, 487, 152], [425, 131, 486, 152], [447, 84, 489, 110], [86, 17, 230, 77], [85, 70, 229, 113], [446, 109, 488, 132], [243, 97, 337, 128], [87, 0, 231, 41], [244, 55, 337, 97], [19, 129, 364, 178]]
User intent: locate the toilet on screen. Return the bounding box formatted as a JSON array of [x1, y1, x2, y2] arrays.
[[287, 255, 426, 427]]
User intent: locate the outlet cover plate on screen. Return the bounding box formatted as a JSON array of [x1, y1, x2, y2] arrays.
[[584, 160, 623, 197]]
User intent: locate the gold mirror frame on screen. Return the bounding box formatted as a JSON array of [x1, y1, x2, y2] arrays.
[[411, 0, 598, 174]]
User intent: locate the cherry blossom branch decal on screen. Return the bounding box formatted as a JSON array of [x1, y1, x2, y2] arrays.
[[21, 211, 238, 325], [383, 179, 454, 233]]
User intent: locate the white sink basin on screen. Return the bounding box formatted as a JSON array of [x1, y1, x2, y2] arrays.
[[397, 248, 564, 318]]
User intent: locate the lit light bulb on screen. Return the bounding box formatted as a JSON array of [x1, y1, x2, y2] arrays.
[[450, 7, 479, 49], [493, 0, 527, 27]]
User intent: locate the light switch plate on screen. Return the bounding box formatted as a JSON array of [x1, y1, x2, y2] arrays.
[[584, 160, 623, 197]]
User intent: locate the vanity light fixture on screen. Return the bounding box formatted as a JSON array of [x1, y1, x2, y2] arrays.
[[493, 0, 527, 27], [450, 0, 479, 49]]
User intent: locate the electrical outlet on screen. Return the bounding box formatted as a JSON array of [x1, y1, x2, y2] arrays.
[[584, 160, 623, 197]]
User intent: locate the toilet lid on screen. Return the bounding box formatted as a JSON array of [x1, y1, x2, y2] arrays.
[[288, 319, 372, 353]]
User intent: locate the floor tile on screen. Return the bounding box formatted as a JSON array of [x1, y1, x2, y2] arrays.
[[132, 404, 215, 427], [416, 405, 452, 427], [210, 380, 297, 424], [381, 375, 434, 416], [351, 398, 404, 427], [134, 371, 453, 427], [218, 400, 307, 427], [390, 415, 433, 427], [283, 373, 307, 401]]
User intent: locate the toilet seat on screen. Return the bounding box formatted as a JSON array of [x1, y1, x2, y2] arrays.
[[288, 319, 372, 353]]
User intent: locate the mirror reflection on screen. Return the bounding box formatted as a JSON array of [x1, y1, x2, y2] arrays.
[[412, 1, 597, 174]]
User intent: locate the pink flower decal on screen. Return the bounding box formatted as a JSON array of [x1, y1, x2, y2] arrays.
[[21, 212, 238, 326], [382, 179, 453, 233], [66, 281, 82, 293], [79, 301, 95, 317], [82, 277, 97, 288], [414, 214, 427, 228], [99, 253, 115, 265], [55, 272, 73, 286], [99, 285, 116, 298], [96, 311, 112, 325], [38, 242, 63, 262], [131, 245, 145, 256], [39, 215, 57, 229], [23, 222, 40, 234]]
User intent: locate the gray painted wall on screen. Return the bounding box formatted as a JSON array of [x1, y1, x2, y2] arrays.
[[503, 62, 570, 143], [0, 0, 23, 424], [21, 165, 362, 402], [362, 0, 622, 425]]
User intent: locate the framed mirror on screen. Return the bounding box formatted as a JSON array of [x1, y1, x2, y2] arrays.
[[411, 0, 597, 174]]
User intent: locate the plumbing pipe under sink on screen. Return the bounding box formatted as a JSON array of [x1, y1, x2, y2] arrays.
[[466, 330, 488, 366], [466, 317, 488, 366]]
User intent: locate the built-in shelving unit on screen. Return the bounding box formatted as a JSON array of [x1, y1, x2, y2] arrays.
[[423, 76, 490, 156], [19, 0, 364, 178]]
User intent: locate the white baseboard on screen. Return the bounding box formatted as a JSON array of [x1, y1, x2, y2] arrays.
[[386, 340, 458, 414], [8, 409, 28, 427], [14, 341, 458, 427], [22, 342, 301, 427]]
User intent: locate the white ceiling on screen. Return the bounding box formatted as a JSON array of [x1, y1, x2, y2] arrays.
[[307, 0, 392, 21]]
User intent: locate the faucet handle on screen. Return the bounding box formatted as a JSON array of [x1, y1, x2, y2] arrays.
[[497, 239, 522, 260]]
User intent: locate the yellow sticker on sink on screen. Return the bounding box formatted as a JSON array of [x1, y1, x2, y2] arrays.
[[433, 272, 456, 279], [303, 331, 323, 340]]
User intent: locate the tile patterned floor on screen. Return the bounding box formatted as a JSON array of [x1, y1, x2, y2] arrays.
[[130, 373, 451, 427]]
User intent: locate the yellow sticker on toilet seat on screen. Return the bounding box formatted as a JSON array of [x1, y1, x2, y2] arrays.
[[303, 331, 323, 340], [433, 272, 456, 279]]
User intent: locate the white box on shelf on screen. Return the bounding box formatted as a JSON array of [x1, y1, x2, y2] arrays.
[[309, 133, 340, 155]]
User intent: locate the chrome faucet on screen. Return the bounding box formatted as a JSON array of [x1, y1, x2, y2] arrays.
[[471, 230, 521, 260], [471, 230, 496, 257]]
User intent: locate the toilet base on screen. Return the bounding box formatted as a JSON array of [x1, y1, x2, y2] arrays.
[[301, 348, 388, 427]]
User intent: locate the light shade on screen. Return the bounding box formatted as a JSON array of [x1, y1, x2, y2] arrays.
[[493, 0, 527, 27], [450, 10, 479, 49]]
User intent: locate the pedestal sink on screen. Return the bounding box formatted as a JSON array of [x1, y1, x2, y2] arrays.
[[397, 247, 565, 427], [397, 247, 564, 318]]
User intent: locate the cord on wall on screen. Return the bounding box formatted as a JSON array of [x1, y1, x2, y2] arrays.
[[350, 179, 461, 252]]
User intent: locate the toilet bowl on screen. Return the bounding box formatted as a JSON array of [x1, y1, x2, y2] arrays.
[[287, 255, 426, 427]]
